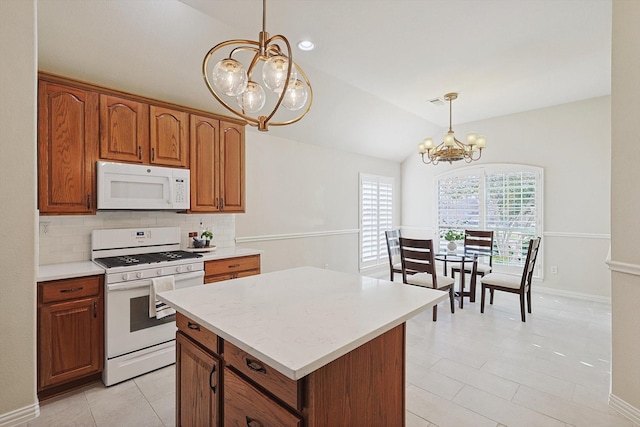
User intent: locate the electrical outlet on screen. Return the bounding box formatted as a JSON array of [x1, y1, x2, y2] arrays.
[[551, 265, 558, 274], [324, 263, 329, 269], [40, 222, 50, 235]]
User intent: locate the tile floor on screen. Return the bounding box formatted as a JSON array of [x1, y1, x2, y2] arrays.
[[21, 288, 636, 427]]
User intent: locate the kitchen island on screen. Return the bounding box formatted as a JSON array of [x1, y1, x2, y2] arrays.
[[158, 266, 447, 426]]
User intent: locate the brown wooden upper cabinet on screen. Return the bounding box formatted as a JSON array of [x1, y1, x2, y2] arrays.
[[150, 105, 189, 168], [190, 115, 245, 213], [100, 96, 188, 168], [99, 94, 149, 164], [38, 81, 98, 215]]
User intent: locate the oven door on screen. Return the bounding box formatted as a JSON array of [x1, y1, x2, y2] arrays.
[[105, 270, 204, 359]]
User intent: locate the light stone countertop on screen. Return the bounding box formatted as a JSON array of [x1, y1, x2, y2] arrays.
[[37, 261, 105, 282], [36, 246, 262, 282], [157, 266, 447, 380]]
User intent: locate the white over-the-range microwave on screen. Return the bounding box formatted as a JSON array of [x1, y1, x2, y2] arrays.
[[97, 161, 190, 210]]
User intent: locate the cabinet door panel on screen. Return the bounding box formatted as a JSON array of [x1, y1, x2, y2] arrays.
[[219, 121, 245, 212], [176, 333, 219, 427], [150, 106, 188, 168], [190, 115, 220, 212], [99, 94, 149, 163], [39, 296, 103, 389], [38, 81, 98, 214]]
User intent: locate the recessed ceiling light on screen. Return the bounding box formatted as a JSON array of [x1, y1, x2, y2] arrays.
[[298, 40, 315, 51]]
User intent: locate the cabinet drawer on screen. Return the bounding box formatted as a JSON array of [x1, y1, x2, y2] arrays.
[[204, 255, 260, 277], [224, 368, 301, 427], [39, 276, 102, 304], [205, 269, 260, 284], [176, 313, 218, 354], [224, 341, 301, 410]]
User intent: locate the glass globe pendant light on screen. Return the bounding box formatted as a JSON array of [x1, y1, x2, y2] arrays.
[[202, 0, 313, 131]]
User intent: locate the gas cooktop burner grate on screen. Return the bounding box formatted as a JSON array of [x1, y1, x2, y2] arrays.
[[95, 250, 202, 269]]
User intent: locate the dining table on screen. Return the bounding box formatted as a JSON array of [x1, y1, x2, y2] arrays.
[[434, 252, 479, 309]]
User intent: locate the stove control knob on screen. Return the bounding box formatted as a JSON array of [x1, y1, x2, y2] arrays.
[[122, 273, 130, 281], [176, 266, 184, 273], [186, 264, 193, 272], [157, 268, 164, 276], [136, 272, 143, 279]]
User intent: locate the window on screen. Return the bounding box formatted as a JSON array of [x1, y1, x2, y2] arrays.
[[437, 164, 543, 274], [360, 174, 394, 270]]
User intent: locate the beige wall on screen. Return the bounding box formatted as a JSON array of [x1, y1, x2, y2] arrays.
[[610, 0, 640, 417], [0, 0, 38, 422], [236, 131, 401, 275], [402, 96, 612, 298]]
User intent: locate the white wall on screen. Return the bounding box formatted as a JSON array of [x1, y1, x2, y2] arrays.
[[236, 130, 401, 275], [610, 0, 640, 419], [402, 96, 611, 298], [0, 0, 38, 423]]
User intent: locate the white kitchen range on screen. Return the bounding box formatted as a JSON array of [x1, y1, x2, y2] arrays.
[[91, 227, 204, 386]]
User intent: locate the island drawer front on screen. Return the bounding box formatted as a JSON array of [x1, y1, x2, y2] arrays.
[[176, 313, 218, 354], [39, 276, 101, 304], [224, 368, 302, 427], [224, 341, 301, 410], [204, 255, 260, 277]]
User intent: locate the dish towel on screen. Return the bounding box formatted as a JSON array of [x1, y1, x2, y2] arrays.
[[149, 276, 176, 319]]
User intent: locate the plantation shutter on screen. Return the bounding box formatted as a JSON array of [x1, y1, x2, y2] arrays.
[[360, 174, 394, 269], [485, 170, 538, 267]]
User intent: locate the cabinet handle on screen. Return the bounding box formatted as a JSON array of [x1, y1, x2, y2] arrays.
[[138, 146, 142, 160], [187, 322, 200, 331], [151, 147, 155, 161], [93, 300, 97, 318], [220, 197, 224, 210], [245, 416, 263, 427], [215, 197, 219, 210], [209, 364, 217, 393], [228, 264, 240, 268], [87, 194, 91, 209], [60, 287, 83, 293], [245, 358, 267, 374]]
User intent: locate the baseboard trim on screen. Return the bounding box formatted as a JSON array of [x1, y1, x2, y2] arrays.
[[236, 229, 359, 243], [0, 402, 40, 427], [534, 285, 611, 303], [610, 393, 640, 425]]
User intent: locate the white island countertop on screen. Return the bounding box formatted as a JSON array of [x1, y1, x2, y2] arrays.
[[158, 266, 447, 380]]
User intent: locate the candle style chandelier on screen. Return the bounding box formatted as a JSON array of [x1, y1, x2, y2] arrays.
[[418, 93, 486, 165], [202, 0, 312, 131]]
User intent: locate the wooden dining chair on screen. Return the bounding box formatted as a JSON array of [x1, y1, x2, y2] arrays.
[[385, 229, 402, 281], [451, 230, 494, 302], [399, 237, 455, 321], [480, 237, 541, 322]]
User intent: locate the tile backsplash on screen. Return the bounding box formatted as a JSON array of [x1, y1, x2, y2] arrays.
[[38, 211, 235, 265]]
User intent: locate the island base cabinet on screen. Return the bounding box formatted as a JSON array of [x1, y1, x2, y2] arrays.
[[224, 368, 302, 427], [176, 332, 220, 427]]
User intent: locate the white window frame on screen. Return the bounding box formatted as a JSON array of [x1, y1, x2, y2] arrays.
[[436, 164, 544, 277], [359, 173, 394, 271]]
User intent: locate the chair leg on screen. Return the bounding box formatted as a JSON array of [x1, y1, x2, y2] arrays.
[[527, 287, 532, 313], [470, 273, 478, 303], [480, 285, 486, 313], [449, 286, 455, 313], [490, 289, 494, 305], [519, 292, 526, 322], [432, 305, 438, 322]]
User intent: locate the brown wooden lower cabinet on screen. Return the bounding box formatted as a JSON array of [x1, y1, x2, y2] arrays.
[[37, 275, 104, 398], [204, 254, 260, 284], [176, 312, 405, 427]]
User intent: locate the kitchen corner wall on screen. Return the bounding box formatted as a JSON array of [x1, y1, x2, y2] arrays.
[[38, 212, 235, 265]]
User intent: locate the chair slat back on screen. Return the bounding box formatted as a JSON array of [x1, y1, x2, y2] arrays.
[[399, 237, 438, 286], [520, 237, 542, 288], [463, 230, 494, 265]]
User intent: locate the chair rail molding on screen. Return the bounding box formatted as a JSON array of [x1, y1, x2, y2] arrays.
[[236, 228, 359, 243], [543, 231, 610, 239], [607, 259, 640, 277]]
